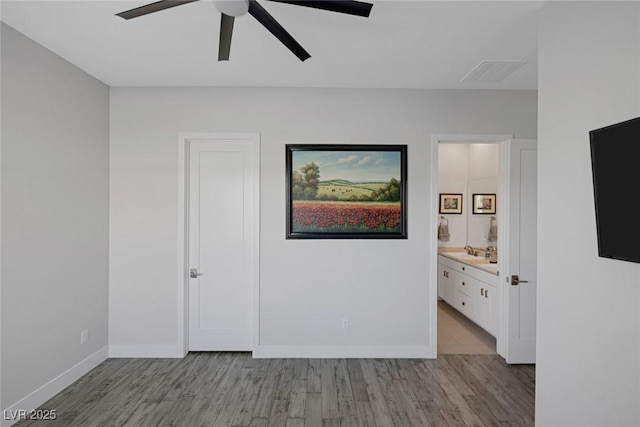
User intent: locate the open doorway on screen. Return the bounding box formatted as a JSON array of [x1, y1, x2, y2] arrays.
[[429, 134, 538, 364], [436, 141, 501, 355]]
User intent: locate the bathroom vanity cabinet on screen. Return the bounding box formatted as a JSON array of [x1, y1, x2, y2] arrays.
[[438, 254, 499, 336]]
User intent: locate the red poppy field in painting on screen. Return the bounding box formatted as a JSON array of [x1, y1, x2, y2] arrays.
[[291, 201, 401, 233]]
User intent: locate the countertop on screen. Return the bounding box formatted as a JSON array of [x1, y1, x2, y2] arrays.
[[438, 247, 499, 276]]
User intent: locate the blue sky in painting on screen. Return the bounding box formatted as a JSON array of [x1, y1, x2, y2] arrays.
[[292, 150, 401, 183]]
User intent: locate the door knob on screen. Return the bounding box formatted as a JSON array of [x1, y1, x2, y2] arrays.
[[511, 275, 529, 286], [190, 268, 204, 279]]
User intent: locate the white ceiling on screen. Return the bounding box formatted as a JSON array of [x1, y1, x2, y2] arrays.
[[1, 0, 542, 89]]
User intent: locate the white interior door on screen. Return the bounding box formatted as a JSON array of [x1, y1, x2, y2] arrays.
[[188, 138, 258, 351], [506, 139, 537, 364]]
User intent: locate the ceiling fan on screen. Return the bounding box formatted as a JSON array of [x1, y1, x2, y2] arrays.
[[116, 0, 374, 62]]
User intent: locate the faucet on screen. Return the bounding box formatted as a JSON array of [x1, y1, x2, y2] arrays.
[[464, 245, 474, 255], [485, 246, 497, 259], [486, 246, 498, 263]]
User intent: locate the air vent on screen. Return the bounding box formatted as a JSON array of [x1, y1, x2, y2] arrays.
[[462, 60, 527, 83]]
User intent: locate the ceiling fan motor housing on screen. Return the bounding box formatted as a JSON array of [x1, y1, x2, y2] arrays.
[[214, 0, 250, 17]]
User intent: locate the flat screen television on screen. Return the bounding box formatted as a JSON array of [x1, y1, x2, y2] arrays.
[[590, 116, 640, 263]]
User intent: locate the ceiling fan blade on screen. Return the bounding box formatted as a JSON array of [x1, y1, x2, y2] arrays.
[[219, 14, 235, 61], [116, 0, 200, 20], [248, 0, 311, 61], [266, 0, 372, 18]]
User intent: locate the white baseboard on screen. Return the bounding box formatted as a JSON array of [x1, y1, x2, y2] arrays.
[[108, 344, 182, 358], [254, 345, 436, 359], [1, 346, 108, 427]]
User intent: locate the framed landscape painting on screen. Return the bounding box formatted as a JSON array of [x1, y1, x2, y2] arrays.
[[286, 144, 407, 239]]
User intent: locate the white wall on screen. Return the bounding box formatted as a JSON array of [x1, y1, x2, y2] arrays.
[[1, 24, 109, 413], [110, 87, 536, 357], [537, 2, 640, 426], [438, 144, 469, 248], [467, 143, 498, 247], [438, 143, 498, 248]]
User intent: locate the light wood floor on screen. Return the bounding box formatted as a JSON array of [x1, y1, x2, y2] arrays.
[[438, 301, 497, 355], [17, 352, 534, 426]]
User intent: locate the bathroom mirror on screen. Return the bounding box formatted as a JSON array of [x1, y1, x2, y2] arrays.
[[438, 143, 499, 248]]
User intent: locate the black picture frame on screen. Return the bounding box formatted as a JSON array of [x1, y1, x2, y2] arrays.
[[286, 144, 407, 239], [439, 193, 463, 214], [472, 193, 496, 214]]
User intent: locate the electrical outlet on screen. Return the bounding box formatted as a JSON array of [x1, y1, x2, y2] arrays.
[[80, 329, 89, 345], [341, 318, 349, 330]]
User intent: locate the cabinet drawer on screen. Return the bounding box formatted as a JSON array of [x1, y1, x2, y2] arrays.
[[456, 273, 473, 297], [457, 292, 472, 317], [438, 255, 499, 285], [439, 255, 471, 274]]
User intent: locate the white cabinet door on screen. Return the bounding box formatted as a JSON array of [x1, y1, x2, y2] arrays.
[[438, 263, 447, 300], [444, 268, 456, 305], [475, 282, 498, 336], [438, 261, 455, 305]]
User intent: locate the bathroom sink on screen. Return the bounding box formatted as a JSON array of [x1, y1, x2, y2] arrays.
[[444, 252, 484, 260]]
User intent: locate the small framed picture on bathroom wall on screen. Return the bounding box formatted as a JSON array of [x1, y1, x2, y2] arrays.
[[473, 194, 496, 214], [439, 193, 463, 214]]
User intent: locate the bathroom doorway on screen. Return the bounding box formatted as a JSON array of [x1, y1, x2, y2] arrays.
[[435, 140, 501, 355], [429, 135, 538, 363]]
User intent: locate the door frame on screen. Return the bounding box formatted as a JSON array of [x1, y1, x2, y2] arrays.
[[177, 133, 260, 357], [429, 134, 512, 358]]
